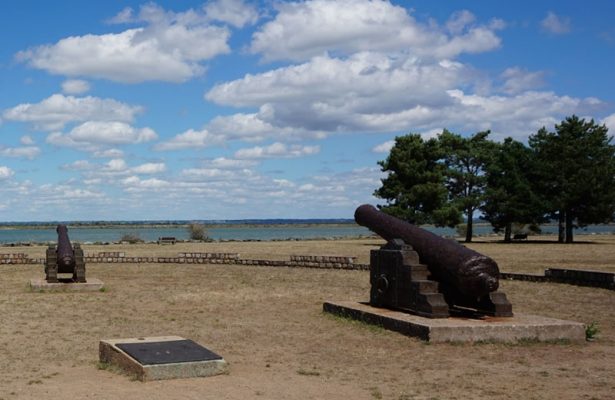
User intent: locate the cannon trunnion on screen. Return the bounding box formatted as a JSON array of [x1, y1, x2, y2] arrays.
[[45, 224, 86, 283], [355, 204, 512, 318]]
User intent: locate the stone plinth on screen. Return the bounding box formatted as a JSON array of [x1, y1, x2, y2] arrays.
[[99, 336, 228, 381], [30, 278, 104, 292], [324, 301, 585, 343]]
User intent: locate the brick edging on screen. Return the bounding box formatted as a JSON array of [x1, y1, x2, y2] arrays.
[[0, 252, 369, 271], [500, 270, 614, 290], [3, 251, 610, 287]]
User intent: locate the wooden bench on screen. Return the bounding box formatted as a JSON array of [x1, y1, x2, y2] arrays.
[[513, 233, 528, 240], [157, 237, 176, 245]]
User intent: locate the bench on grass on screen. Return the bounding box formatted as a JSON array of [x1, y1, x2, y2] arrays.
[[157, 237, 176, 245]]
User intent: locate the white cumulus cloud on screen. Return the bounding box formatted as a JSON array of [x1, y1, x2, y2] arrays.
[[93, 148, 125, 158], [0, 166, 15, 180], [207, 53, 467, 132], [602, 113, 615, 133], [234, 142, 320, 159], [47, 121, 157, 152], [541, 11, 571, 35], [500, 67, 545, 94], [61, 160, 93, 171], [121, 176, 170, 191], [69, 121, 157, 144], [20, 135, 35, 145], [200, 2, 599, 142], [206, 50, 602, 139], [0, 146, 41, 160], [250, 0, 501, 62], [3, 94, 142, 131], [106, 7, 133, 24], [204, 0, 259, 28], [153, 128, 224, 151], [17, 4, 231, 83], [207, 112, 280, 141], [206, 157, 258, 169], [61, 79, 91, 95], [105, 158, 128, 172], [131, 162, 166, 174], [372, 140, 394, 154]]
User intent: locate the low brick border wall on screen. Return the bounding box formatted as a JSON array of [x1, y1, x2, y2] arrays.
[[290, 255, 357, 264], [544, 268, 614, 289], [500, 270, 614, 290], [0, 252, 369, 270], [3, 251, 610, 288], [499, 272, 548, 283], [0, 253, 40, 264]]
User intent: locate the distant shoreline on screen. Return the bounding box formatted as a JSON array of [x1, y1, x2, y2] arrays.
[[0, 221, 361, 230], [2, 221, 613, 231]]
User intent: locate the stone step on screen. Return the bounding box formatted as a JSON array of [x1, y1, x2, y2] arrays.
[[411, 279, 439, 293], [400, 250, 420, 265], [395, 263, 429, 280]]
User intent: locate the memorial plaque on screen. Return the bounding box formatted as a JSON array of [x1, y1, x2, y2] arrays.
[[117, 339, 222, 365]]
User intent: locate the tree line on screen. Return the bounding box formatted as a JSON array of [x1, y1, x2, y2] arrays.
[[374, 115, 615, 243]]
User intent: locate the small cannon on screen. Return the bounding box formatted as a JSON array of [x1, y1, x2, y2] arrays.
[[355, 204, 512, 317], [45, 224, 86, 283]]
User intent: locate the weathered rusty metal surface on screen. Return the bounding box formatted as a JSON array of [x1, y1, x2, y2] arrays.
[[56, 224, 75, 273], [355, 204, 499, 297], [45, 224, 86, 283]]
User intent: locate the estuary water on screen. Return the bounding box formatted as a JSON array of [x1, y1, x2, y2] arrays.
[[0, 223, 613, 244], [0, 224, 371, 244]]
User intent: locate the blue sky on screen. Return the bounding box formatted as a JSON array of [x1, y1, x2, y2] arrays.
[[1, 0, 614, 221]]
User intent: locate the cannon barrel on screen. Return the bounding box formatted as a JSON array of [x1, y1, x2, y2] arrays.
[[355, 204, 499, 297], [56, 224, 75, 273]]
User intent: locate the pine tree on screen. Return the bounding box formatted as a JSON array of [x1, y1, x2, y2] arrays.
[[529, 115, 615, 243], [374, 134, 458, 226], [482, 138, 546, 241], [439, 130, 496, 242]]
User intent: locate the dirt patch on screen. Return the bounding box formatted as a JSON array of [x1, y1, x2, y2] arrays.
[[0, 237, 613, 399]]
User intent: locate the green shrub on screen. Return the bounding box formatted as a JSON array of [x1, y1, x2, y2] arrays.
[[120, 232, 143, 244], [512, 223, 542, 236], [455, 223, 467, 238], [585, 321, 599, 341], [188, 223, 209, 241]]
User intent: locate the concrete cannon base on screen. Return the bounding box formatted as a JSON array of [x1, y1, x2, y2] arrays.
[[30, 277, 104, 292], [323, 301, 585, 343]]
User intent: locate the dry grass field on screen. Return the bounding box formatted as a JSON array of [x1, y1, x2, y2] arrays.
[[0, 235, 613, 399]]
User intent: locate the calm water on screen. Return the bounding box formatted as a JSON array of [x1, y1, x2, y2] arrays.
[[0, 225, 372, 243], [0, 223, 613, 244]]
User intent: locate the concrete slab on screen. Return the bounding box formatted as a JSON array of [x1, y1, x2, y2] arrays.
[[99, 336, 228, 381], [323, 301, 585, 343], [30, 277, 105, 292]]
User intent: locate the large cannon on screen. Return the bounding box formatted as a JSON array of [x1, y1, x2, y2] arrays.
[[45, 224, 86, 283], [355, 204, 512, 317]]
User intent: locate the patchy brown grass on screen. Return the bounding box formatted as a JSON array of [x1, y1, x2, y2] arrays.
[[0, 236, 613, 399], [466, 234, 615, 274]]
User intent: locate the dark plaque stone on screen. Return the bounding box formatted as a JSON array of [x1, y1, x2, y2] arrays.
[[117, 340, 223, 365]]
